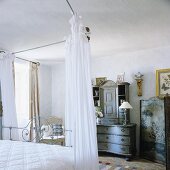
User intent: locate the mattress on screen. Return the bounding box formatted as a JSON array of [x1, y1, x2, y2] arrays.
[[0, 140, 74, 170]]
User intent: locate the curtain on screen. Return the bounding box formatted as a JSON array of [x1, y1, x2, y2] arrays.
[[14, 60, 30, 141], [0, 52, 18, 140], [65, 15, 99, 170], [29, 62, 40, 142]]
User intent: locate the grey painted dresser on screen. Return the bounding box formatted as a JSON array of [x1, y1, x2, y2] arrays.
[[97, 123, 136, 159]]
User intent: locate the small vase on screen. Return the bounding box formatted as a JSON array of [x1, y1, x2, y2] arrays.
[[96, 117, 100, 124]]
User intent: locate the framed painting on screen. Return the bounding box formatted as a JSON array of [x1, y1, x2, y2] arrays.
[[96, 77, 107, 86], [156, 68, 170, 98]]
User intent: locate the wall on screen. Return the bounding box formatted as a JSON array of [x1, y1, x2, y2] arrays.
[[39, 64, 52, 118], [51, 63, 65, 121], [51, 46, 170, 153]]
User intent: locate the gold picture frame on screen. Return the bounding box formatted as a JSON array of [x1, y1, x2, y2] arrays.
[[156, 68, 170, 98], [96, 77, 107, 86]]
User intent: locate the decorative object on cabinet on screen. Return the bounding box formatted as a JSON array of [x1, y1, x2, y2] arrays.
[[116, 72, 125, 84], [92, 86, 100, 106], [140, 97, 165, 164], [96, 77, 107, 86], [156, 68, 170, 98], [99, 80, 118, 124], [97, 124, 136, 160], [164, 96, 170, 170], [119, 102, 133, 125], [117, 82, 130, 124], [135, 72, 144, 96], [95, 106, 103, 124]]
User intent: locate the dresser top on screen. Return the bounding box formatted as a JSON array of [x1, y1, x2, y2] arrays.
[[97, 123, 136, 127]]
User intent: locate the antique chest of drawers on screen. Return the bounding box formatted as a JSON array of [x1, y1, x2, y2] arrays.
[[97, 124, 136, 159]]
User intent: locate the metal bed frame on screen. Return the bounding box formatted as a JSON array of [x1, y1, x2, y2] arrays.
[[0, 116, 72, 147]]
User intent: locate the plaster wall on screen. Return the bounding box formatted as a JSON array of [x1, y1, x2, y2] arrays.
[[39, 64, 52, 118]]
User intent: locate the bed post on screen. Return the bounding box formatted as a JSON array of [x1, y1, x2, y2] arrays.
[[0, 83, 2, 140]]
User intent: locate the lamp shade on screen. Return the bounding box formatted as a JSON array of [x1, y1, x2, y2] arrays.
[[119, 101, 133, 109]]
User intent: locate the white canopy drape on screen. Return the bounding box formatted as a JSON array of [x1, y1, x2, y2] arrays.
[[0, 53, 18, 140], [65, 15, 99, 170]]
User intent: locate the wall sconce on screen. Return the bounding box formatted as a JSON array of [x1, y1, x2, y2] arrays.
[[119, 101, 133, 125], [135, 72, 144, 96]]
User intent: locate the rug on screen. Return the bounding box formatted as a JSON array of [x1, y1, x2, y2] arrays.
[[99, 156, 166, 170], [99, 161, 112, 170]]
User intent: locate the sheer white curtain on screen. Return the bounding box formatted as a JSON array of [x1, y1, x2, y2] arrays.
[[14, 60, 30, 141], [0, 52, 18, 140], [65, 15, 99, 170]]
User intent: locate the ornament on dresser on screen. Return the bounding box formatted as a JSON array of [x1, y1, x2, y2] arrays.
[[116, 72, 125, 84], [96, 77, 107, 86], [95, 106, 103, 124]]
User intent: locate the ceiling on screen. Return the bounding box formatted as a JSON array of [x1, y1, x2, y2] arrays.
[[0, 0, 170, 63]]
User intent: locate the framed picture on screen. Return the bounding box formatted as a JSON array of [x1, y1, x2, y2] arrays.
[[156, 68, 170, 98], [96, 77, 107, 86], [117, 72, 125, 84]]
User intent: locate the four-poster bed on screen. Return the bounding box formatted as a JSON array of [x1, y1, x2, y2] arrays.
[[0, 140, 74, 170], [0, 116, 74, 170], [0, 0, 99, 168]]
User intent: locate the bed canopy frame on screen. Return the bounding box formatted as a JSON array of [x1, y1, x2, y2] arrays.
[[0, 0, 75, 64], [0, 4, 98, 169]]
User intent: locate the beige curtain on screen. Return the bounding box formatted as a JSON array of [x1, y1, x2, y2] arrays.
[[29, 62, 40, 142]]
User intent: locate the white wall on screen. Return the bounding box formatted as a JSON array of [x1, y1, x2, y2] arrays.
[[39, 64, 52, 118], [51, 63, 65, 121], [51, 46, 170, 153]]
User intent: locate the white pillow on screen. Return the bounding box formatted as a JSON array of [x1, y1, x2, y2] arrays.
[[41, 125, 53, 137]]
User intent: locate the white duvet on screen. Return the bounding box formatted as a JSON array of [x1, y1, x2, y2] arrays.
[[0, 140, 74, 170]]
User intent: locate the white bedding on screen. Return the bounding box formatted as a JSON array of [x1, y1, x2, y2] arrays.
[[0, 140, 74, 170]]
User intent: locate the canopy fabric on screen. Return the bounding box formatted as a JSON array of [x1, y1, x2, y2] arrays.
[[65, 15, 99, 170], [0, 53, 18, 140]]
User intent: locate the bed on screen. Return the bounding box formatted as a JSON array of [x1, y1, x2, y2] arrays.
[[0, 116, 74, 170], [0, 140, 74, 170]]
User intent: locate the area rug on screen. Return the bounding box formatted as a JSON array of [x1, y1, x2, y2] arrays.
[[99, 161, 112, 170], [99, 156, 166, 170]]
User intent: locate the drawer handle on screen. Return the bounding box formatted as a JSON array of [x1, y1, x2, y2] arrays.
[[106, 136, 109, 139], [121, 128, 125, 132], [121, 138, 125, 142]]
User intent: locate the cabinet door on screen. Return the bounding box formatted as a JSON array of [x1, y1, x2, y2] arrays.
[[103, 89, 116, 118]]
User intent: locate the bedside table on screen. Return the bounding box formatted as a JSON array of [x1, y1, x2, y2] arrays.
[[97, 123, 136, 160]]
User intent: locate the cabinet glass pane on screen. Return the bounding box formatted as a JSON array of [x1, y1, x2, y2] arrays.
[[118, 85, 125, 95]]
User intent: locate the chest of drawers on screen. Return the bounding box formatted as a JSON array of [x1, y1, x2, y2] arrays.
[[97, 124, 136, 159]]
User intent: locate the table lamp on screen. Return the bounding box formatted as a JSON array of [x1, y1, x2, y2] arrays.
[[119, 101, 133, 125]]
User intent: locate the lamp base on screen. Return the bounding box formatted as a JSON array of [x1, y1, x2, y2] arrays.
[[124, 110, 128, 125]]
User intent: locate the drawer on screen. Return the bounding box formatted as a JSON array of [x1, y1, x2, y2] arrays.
[[97, 134, 131, 145], [111, 144, 130, 154], [98, 142, 132, 155], [100, 118, 118, 125], [97, 126, 130, 135]]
